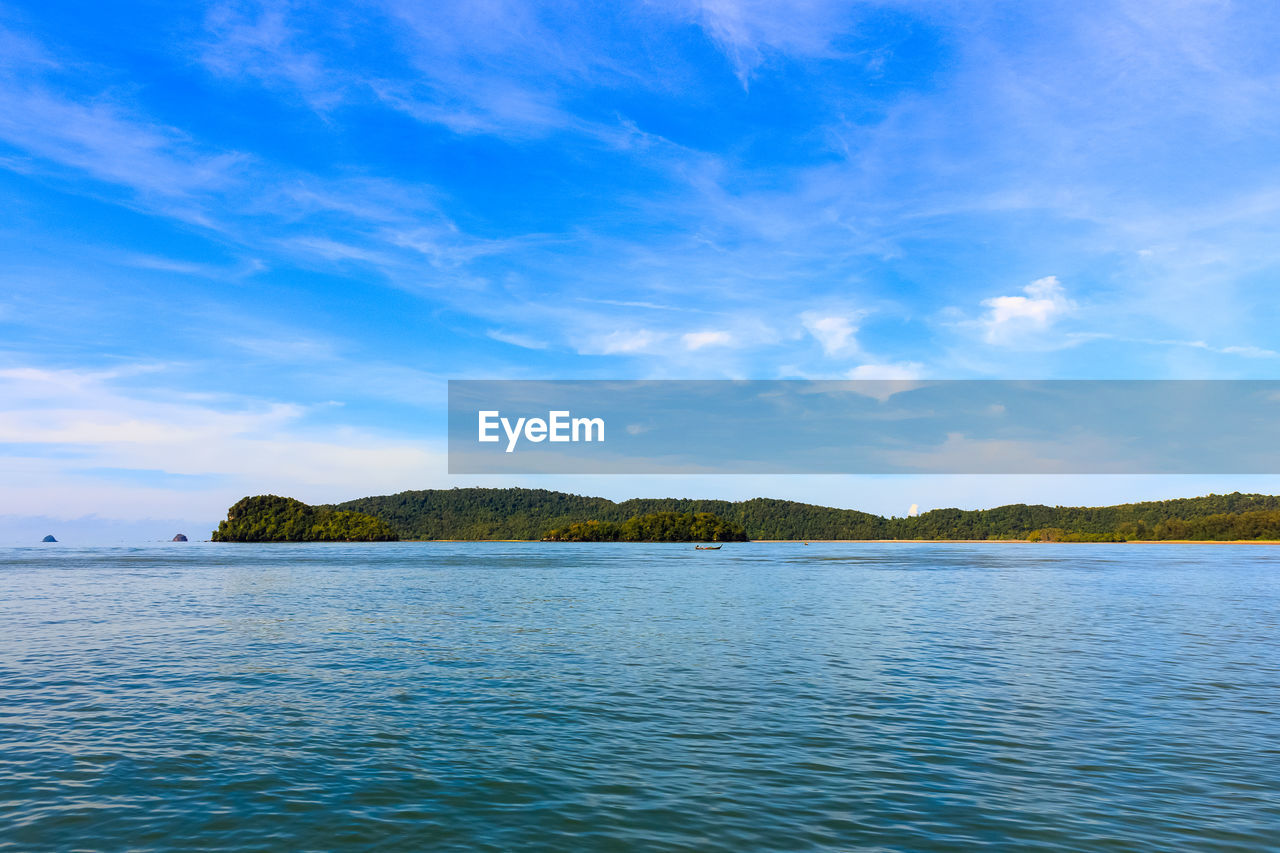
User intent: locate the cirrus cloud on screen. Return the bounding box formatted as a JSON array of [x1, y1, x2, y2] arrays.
[[683, 330, 733, 350]]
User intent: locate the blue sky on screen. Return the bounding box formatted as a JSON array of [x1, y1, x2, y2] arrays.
[[3, 0, 1280, 536]]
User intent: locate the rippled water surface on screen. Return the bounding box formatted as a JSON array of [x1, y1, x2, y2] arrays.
[[2, 542, 1279, 851]]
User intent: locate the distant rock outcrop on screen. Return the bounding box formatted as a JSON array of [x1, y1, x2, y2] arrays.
[[172, 533, 188, 542], [42, 534, 57, 542]]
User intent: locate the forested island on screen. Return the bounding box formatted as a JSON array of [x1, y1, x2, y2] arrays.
[[328, 488, 1280, 542], [212, 495, 398, 542], [210, 489, 1280, 542]]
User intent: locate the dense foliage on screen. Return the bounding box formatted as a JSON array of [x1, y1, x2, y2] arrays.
[[212, 495, 399, 542], [330, 488, 616, 540], [1028, 508, 1280, 542], [329, 488, 1280, 541], [544, 512, 748, 542], [329, 489, 883, 540]]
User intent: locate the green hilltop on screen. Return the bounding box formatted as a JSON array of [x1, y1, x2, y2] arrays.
[[325, 488, 1280, 542], [212, 495, 399, 542]]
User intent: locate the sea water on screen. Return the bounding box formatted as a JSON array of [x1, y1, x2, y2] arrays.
[[2, 542, 1277, 851]]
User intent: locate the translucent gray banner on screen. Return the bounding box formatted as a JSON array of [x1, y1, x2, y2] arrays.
[[447, 380, 1280, 474]]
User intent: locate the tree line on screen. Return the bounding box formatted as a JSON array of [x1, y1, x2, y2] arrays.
[[544, 511, 748, 542], [1028, 508, 1280, 542], [328, 488, 1280, 541]]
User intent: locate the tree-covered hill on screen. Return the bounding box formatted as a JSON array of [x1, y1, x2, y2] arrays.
[[327, 488, 618, 540], [545, 512, 748, 542], [213, 495, 399, 542], [327, 487, 1280, 541], [328, 489, 883, 540], [614, 497, 886, 540], [902, 493, 1280, 540]]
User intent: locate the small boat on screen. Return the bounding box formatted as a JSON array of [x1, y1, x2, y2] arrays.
[[694, 544, 722, 550]]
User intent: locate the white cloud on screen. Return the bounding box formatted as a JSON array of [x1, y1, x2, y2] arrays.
[[802, 312, 860, 356], [682, 330, 733, 350], [846, 361, 924, 380], [0, 365, 446, 517], [839, 363, 926, 401], [979, 276, 1075, 345]]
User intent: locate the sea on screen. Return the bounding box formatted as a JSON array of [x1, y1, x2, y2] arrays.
[[2, 542, 1278, 851]]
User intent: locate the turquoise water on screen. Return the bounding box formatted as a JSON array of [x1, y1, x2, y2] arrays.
[[2, 542, 1278, 851]]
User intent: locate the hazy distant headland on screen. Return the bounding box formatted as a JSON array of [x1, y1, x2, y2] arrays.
[[209, 488, 1280, 542]]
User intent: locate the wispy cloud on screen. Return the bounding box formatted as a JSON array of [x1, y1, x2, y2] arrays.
[[0, 364, 446, 517], [682, 330, 733, 350], [226, 335, 340, 362], [1093, 334, 1280, 360], [199, 1, 349, 110], [666, 0, 855, 86], [1220, 344, 1279, 358], [0, 83, 245, 202], [1, 0, 1279, 487], [576, 297, 689, 312], [115, 251, 262, 278], [487, 329, 548, 350], [580, 329, 665, 355]]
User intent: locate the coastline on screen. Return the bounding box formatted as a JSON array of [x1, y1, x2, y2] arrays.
[[750, 538, 1280, 544], [409, 538, 1280, 544]]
